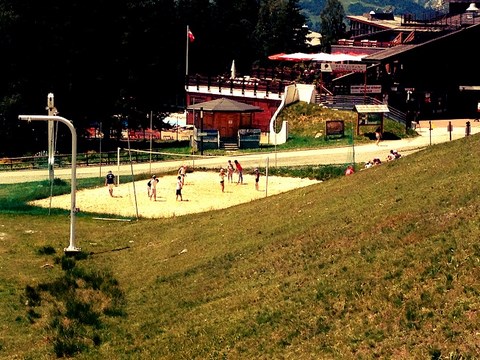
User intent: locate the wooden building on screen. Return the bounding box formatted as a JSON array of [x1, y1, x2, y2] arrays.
[[187, 97, 263, 150], [187, 98, 262, 137]]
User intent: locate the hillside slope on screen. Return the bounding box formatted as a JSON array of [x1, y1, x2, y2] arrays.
[[1, 134, 480, 359]]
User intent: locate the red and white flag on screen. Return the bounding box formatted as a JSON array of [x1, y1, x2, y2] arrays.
[[188, 29, 195, 43]]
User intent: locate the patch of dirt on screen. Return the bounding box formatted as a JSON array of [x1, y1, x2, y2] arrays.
[[29, 171, 320, 219]]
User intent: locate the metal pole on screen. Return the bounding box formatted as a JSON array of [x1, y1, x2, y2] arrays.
[[46, 93, 55, 183], [117, 147, 121, 185], [186, 25, 190, 78], [149, 110, 153, 174], [19, 115, 80, 253], [265, 157, 269, 197], [352, 120, 355, 166], [363, 72, 367, 103], [429, 120, 432, 146], [200, 107, 204, 155], [274, 119, 277, 167], [99, 122, 102, 177]]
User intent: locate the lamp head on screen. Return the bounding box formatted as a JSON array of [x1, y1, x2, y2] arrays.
[[466, 2, 479, 12]]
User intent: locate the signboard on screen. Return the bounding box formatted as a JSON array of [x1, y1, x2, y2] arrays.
[[325, 120, 345, 138], [459, 85, 480, 91], [354, 104, 389, 113], [351, 85, 382, 94], [320, 63, 332, 72], [331, 63, 366, 73]]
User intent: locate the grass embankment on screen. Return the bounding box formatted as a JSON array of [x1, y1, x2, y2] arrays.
[[1, 129, 480, 358]]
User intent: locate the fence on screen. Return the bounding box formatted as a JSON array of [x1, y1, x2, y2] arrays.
[[319, 95, 406, 124], [0, 149, 189, 172]]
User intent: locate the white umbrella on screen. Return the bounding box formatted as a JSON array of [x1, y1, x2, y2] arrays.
[[230, 60, 236, 79]]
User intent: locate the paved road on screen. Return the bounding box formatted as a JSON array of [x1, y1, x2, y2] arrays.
[[1, 119, 478, 184]]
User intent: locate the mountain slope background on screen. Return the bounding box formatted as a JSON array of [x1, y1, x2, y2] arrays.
[[301, 0, 447, 31]]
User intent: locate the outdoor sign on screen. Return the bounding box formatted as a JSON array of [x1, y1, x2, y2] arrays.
[[325, 120, 345, 138], [358, 112, 382, 125], [459, 85, 480, 91], [320, 63, 332, 72], [354, 104, 389, 113], [354, 105, 387, 136], [331, 63, 366, 73], [351, 85, 382, 94]]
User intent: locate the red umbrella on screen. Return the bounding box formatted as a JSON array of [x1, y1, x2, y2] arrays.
[[280, 52, 315, 61], [268, 53, 287, 60], [268, 52, 317, 62]]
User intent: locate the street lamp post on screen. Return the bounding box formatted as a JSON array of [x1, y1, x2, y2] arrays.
[[18, 115, 80, 254], [46, 93, 56, 183], [466, 2, 479, 24]]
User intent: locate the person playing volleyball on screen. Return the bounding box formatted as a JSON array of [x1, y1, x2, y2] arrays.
[[176, 175, 183, 201], [105, 170, 115, 197], [234, 160, 243, 184], [178, 165, 187, 186], [253, 168, 261, 190], [227, 160, 235, 183], [149, 175, 159, 201], [219, 168, 226, 192]]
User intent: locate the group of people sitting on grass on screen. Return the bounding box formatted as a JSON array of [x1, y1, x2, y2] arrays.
[[386, 149, 402, 161], [364, 149, 402, 169], [364, 157, 382, 169], [346, 149, 403, 175]]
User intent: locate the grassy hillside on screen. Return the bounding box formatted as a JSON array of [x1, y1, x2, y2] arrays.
[[1, 132, 480, 358]]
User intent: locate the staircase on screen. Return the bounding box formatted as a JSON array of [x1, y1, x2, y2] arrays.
[[221, 139, 239, 151]]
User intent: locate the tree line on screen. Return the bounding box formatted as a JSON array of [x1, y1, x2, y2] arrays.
[[0, 0, 346, 156]]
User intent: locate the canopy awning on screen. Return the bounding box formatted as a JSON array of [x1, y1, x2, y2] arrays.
[[268, 52, 367, 62], [187, 98, 263, 113]]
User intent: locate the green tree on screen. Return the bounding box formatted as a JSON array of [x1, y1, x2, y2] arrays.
[[0, 0, 310, 155], [210, 0, 259, 76], [319, 0, 346, 52], [255, 0, 307, 61]]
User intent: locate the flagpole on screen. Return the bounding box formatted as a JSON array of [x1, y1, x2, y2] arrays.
[[186, 25, 189, 78]]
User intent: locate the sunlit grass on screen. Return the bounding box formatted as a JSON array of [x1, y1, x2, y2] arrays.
[[3, 105, 480, 358]]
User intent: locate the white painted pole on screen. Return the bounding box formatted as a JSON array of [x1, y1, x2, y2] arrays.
[[274, 120, 277, 167], [99, 122, 102, 177], [265, 157, 269, 197], [149, 110, 153, 174], [47, 93, 55, 182], [19, 115, 80, 253], [186, 25, 190, 78], [117, 147, 121, 185]]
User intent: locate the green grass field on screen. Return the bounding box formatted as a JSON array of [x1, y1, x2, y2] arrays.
[[2, 104, 478, 359]]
